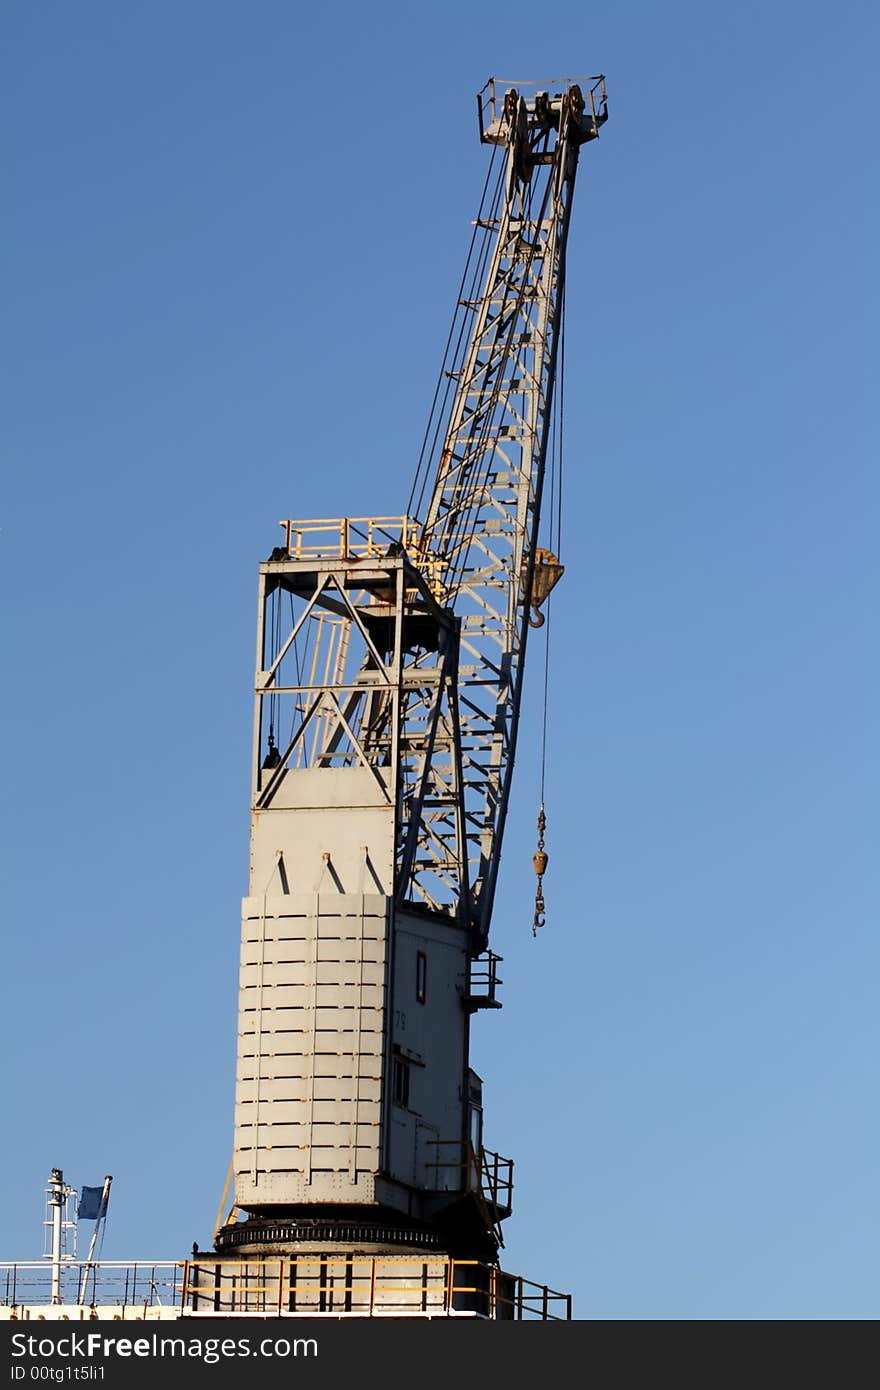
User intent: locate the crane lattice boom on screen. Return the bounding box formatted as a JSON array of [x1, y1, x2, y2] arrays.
[[407, 76, 608, 939]]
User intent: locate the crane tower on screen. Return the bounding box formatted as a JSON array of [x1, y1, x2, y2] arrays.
[[197, 75, 608, 1320]]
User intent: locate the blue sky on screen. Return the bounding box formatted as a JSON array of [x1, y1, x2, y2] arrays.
[[1, 1, 875, 1319]]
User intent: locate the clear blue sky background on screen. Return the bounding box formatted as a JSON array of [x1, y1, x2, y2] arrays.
[[1, 2, 875, 1320]]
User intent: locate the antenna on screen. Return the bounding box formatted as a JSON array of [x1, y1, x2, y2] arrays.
[[43, 1168, 77, 1305]]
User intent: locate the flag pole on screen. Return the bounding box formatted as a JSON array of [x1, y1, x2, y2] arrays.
[[77, 1174, 112, 1305]]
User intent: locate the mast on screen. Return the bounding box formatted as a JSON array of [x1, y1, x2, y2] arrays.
[[44, 1168, 76, 1305]]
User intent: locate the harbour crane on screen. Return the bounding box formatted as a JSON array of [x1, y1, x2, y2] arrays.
[[203, 75, 609, 1320]]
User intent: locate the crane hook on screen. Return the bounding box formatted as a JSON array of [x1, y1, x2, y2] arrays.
[[526, 549, 564, 628], [532, 804, 548, 936]]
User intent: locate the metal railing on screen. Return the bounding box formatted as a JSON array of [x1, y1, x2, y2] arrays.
[[0, 1261, 185, 1313], [278, 516, 421, 561], [428, 1141, 514, 1222], [467, 950, 503, 1010], [274, 516, 445, 599], [182, 1255, 569, 1319], [0, 1256, 569, 1320], [478, 74, 608, 144], [485, 1266, 572, 1321], [184, 1254, 449, 1317]]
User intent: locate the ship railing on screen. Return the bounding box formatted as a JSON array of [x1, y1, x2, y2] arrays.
[[0, 1257, 569, 1320], [0, 1261, 185, 1311], [457, 1264, 572, 1321], [181, 1255, 569, 1320]]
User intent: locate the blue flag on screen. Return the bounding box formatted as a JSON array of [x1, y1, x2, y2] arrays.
[[77, 1186, 106, 1221]]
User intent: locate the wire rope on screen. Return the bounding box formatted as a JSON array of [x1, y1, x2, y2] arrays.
[[407, 147, 502, 524]]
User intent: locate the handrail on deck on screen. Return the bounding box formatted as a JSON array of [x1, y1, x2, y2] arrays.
[[279, 516, 422, 560], [181, 1255, 569, 1320], [0, 1256, 569, 1321]]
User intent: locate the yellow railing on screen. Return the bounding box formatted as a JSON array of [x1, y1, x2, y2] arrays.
[[180, 1254, 569, 1319], [276, 515, 446, 600], [279, 516, 421, 560]]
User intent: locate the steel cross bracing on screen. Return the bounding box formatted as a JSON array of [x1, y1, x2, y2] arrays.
[[411, 78, 607, 941], [252, 539, 473, 920]]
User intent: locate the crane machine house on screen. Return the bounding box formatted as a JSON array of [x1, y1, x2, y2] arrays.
[[2, 74, 608, 1323]]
